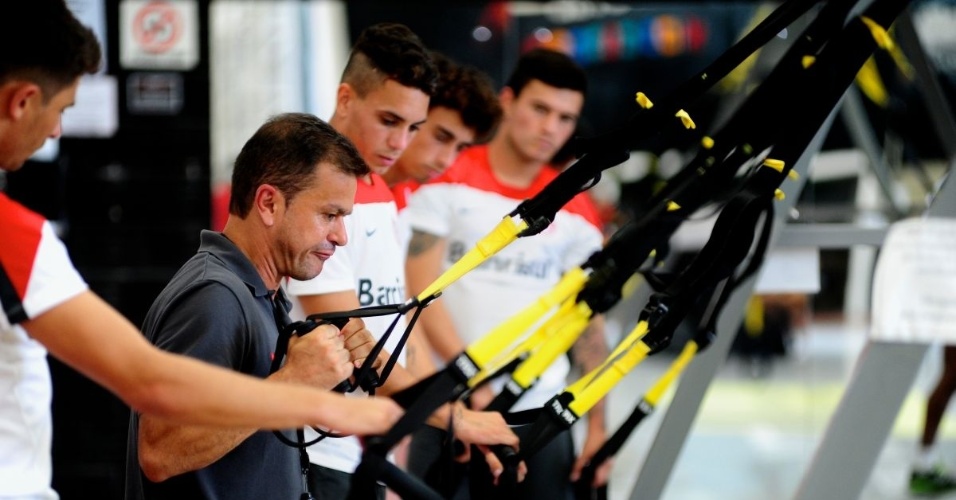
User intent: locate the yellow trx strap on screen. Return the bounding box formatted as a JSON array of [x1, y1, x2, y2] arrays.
[[417, 216, 528, 301], [510, 299, 593, 389], [567, 320, 653, 416], [643, 340, 698, 407], [464, 267, 588, 386]]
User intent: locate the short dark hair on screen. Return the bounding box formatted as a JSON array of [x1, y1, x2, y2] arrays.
[[0, 0, 102, 100], [229, 113, 369, 218], [429, 52, 501, 144], [341, 23, 438, 97], [505, 48, 587, 98]]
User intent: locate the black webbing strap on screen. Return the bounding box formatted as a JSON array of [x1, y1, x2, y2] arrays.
[[572, 173, 778, 500], [269, 293, 434, 399], [0, 264, 27, 325], [347, 357, 476, 500], [267, 289, 317, 499], [352, 451, 444, 500], [509, 0, 821, 238], [569, 1, 914, 494]]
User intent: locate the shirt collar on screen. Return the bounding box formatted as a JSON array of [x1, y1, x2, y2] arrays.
[[197, 230, 274, 299]]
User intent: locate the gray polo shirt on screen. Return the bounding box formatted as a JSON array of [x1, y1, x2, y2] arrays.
[[125, 230, 301, 500]]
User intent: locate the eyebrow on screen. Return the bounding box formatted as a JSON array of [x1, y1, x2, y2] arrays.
[[530, 98, 579, 121], [323, 203, 352, 216], [380, 109, 427, 129]]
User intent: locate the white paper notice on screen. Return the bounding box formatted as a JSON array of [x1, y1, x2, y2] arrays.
[[871, 217, 956, 342], [61, 75, 118, 138]]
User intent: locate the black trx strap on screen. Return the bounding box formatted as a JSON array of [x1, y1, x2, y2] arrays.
[[471, 0, 833, 420], [0, 265, 27, 325], [345, 0, 910, 496], [509, 0, 821, 239], [482, 0, 913, 494]]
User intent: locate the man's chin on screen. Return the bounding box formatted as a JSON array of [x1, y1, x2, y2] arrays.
[[371, 164, 392, 176], [1, 160, 25, 172], [293, 265, 324, 282]]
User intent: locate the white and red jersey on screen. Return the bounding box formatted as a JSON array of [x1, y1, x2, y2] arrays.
[[405, 145, 603, 411], [390, 179, 421, 262], [285, 173, 407, 473], [0, 193, 87, 499]]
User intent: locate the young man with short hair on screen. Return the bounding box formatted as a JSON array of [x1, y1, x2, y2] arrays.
[[404, 48, 613, 497], [286, 24, 519, 499], [0, 3, 401, 498]]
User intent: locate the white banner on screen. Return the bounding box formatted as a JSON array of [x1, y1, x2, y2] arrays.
[[870, 217, 956, 342]]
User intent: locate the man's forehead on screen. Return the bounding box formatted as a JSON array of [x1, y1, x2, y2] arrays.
[[366, 81, 429, 115]]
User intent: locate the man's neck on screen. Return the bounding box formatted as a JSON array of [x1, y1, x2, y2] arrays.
[[330, 113, 375, 187], [381, 167, 404, 188], [221, 219, 281, 290], [487, 134, 543, 189]]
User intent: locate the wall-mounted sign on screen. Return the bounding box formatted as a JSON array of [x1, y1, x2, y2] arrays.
[[120, 0, 199, 70], [126, 72, 184, 115]]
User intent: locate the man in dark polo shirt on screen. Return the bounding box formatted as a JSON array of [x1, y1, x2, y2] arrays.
[[126, 113, 381, 500]]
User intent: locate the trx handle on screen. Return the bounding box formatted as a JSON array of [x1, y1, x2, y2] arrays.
[[299, 295, 436, 395], [303, 305, 402, 394]]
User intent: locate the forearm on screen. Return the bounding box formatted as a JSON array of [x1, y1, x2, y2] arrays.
[[419, 301, 466, 362], [28, 292, 354, 429], [572, 315, 609, 432], [138, 416, 256, 482], [406, 230, 464, 362], [404, 325, 437, 378]]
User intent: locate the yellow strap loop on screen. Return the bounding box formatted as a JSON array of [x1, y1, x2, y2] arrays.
[[762, 158, 785, 172], [568, 334, 652, 415], [418, 217, 526, 300], [644, 340, 698, 406], [861, 16, 893, 50], [511, 301, 592, 387], [635, 92, 654, 109], [569, 318, 649, 396], [465, 267, 588, 374], [675, 109, 696, 129], [470, 297, 581, 387]]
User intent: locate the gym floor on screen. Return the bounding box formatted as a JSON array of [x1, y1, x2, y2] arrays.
[[594, 318, 956, 500]]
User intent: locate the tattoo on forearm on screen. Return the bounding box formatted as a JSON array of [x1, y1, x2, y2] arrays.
[[573, 325, 608, 372], [406, 343, 416, 366], [408, 230, 439, 257]]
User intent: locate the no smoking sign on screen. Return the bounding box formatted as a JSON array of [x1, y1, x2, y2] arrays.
[[121, 0, 198, 70]]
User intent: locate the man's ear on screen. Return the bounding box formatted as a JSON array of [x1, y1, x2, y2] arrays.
[[336, 83, 355, 116], [498, 87, 515, 116], [253, 184, 284, 227], [1, 81, 42, 121]]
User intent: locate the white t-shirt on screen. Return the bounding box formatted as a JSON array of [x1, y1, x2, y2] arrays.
[[286, 173, 407, 473], [404, 145, 604, 411], [0, 193, 87, 499]]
